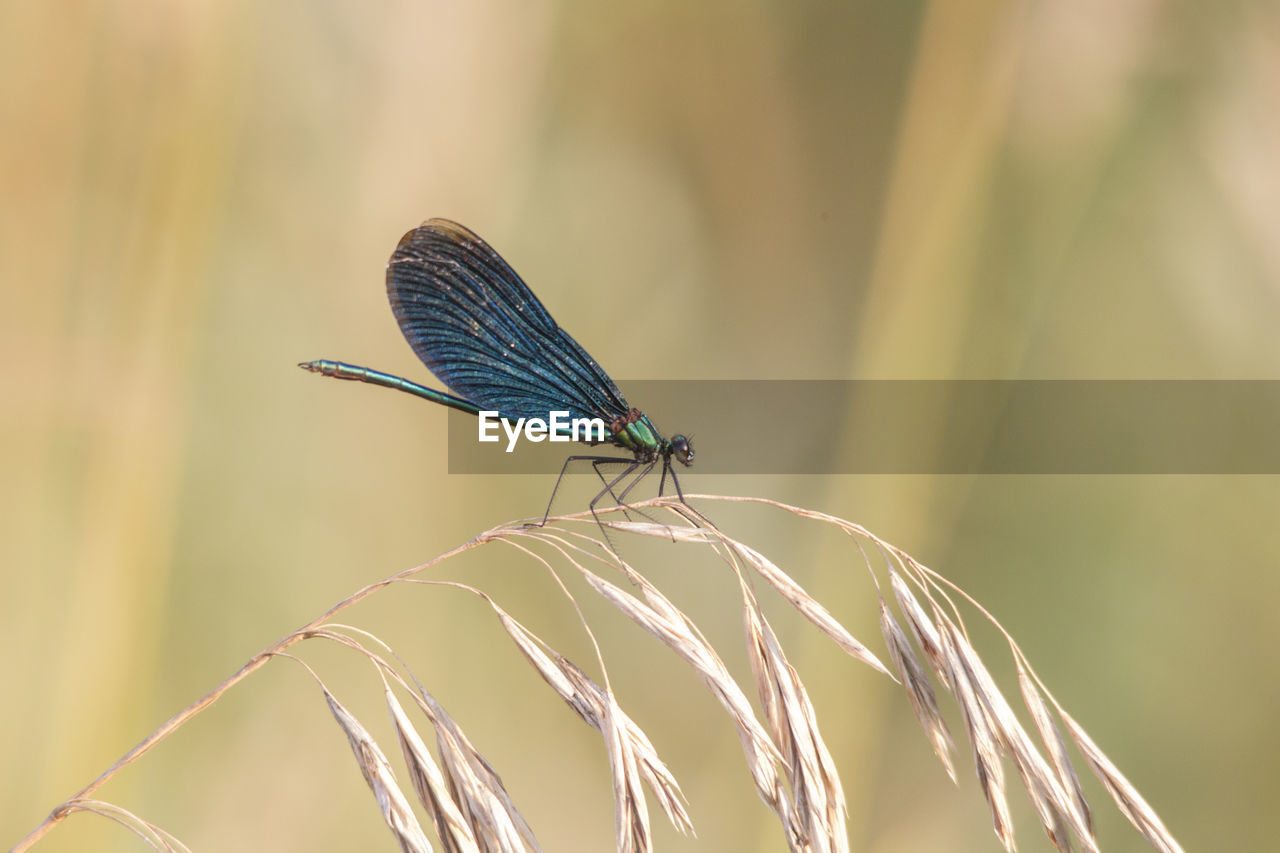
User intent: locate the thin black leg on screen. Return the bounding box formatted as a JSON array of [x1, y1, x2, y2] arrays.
[[662, 460, 713, 528], [538, 454, 634, 526], [615, 458, 658, 507], [588, 460, 642, 548], [591, 458, 640, 520]]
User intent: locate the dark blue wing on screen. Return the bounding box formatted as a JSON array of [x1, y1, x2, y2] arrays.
[[386, 219, 632, 424]]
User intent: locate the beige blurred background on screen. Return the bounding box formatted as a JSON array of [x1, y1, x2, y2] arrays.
[[3, 1, 1277, 850]]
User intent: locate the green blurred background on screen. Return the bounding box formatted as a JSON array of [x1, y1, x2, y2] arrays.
[[3, 1, 1277, 850]]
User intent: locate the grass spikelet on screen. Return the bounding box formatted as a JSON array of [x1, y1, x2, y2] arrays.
[[576, 566, 802, 845], [468, 584, 694, 841], [318, 682, 434, 853], [743, 591, 847, 852], [878, 600, 956, 781], [1017, 660, 1093, 839], [1060, 711, 1185, 853], [939, 621, 1015, 851], [888, 567, 949, 687], [475, 586, 694, 835], [385, 686, 480, 853], [602, 690, 651, 853], [411, 681, 539, 852]]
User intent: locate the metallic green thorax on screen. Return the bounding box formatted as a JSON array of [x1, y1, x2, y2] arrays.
[[610, 409, 664, 457]]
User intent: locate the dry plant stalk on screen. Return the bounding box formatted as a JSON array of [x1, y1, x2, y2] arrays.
[[13, 495, 1183, 853]]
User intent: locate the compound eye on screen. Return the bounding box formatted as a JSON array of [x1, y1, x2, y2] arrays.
[[671, 435, 694, 466]]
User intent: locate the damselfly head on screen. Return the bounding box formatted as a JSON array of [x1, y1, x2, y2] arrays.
[[669, 435, 694, 467]]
